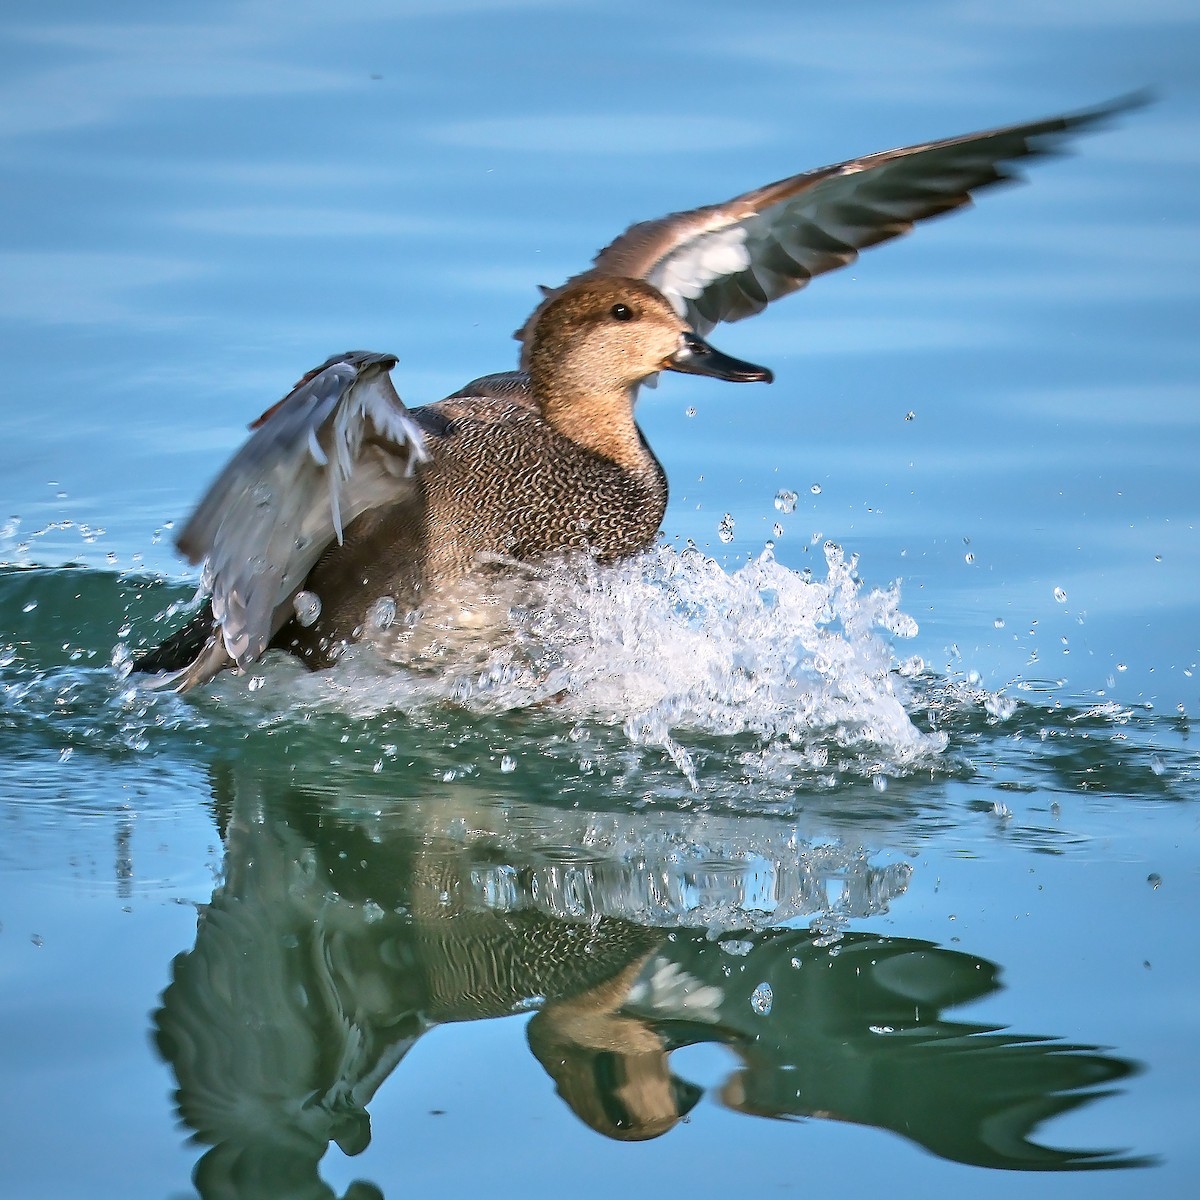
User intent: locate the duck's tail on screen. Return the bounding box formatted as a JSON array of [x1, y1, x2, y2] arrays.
[[132, 605, 215, 673], [131, 604, 236, 692]]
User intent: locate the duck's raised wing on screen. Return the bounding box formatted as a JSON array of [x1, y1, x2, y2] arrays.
[[176, 350, 428, 670], [520, 94, 1144, 341]]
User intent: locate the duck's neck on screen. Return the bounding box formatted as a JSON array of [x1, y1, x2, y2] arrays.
[[532, 361, 654, 473], [544, 388, 652, 472]]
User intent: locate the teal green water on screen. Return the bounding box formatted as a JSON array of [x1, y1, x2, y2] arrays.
[[2, 2, 1199, 1198]]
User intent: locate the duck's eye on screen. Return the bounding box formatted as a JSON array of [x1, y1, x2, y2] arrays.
[[610, 303, 635, 322]]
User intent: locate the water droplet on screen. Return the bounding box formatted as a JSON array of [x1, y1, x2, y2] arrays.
[[904, 410, 916, 422], [293, 590, 322, 626], [251, 483, 274, 508], [750, 982, 773, 1016], [500, 754, 517, 773], [717, 513, 735, 543], [1116, 662, 1128, 672], [809, 483, 822, 496], [685, 406, 697, 418], [964, 552, 975, 564], [1147, 872, 1162, 889], [21, 601, 36, 614], [368, 595, 397, 630], [1053, 587, 1068, 603], [58, 747, 73, 763], [872, 775, 888, 792], [247, 676, 265, 692], [772, 523, 784, 538], [31, 934, 44, 949], [0, 645, 15, 667], [994, 617, 1005, 629], [719, 938, 752, 957], [773, 489, 798, 514]]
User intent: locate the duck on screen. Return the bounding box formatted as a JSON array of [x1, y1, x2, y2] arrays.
[[133, 94, 1143, 692]]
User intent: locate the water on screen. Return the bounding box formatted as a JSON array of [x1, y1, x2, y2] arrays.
[[2, 1, 1199, 1198]]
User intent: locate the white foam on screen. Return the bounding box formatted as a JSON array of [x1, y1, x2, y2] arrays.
[[255, 541, 946, 783]]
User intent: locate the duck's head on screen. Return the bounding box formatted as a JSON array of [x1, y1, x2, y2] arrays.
[[525, 277, 773, 401], [527, 1003, 701, 1142]]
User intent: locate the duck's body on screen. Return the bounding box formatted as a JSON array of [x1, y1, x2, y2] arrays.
[[138, 278, 759, 687], [133, 96, 1142, 691], [280, 373, 668, 667]]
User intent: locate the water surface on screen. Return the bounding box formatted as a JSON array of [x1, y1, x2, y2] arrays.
[[1, 2, 1198, 1198]]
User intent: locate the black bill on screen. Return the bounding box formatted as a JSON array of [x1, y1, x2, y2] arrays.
[[664, 331, 773, 384]]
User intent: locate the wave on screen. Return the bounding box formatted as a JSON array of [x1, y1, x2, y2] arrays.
[[1, 546, 1195, 812]]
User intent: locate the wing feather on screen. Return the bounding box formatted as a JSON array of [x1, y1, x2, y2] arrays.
[[176, 351, 428, 670], [516, 93, 1146, 343]]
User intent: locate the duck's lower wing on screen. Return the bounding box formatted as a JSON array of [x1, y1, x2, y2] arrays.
[[138, 351, 428, 691]]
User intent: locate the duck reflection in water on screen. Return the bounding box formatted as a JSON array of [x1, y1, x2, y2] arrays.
[[153, 764, 1148, 1200]]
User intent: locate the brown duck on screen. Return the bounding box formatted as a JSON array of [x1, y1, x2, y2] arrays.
[[134, 96, 1142, 691]]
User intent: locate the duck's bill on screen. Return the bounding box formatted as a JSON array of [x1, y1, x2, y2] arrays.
[[664, 332, 774, 384]]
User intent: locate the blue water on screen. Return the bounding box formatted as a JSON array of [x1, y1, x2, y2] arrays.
[[2, 2, 1198, 1198]]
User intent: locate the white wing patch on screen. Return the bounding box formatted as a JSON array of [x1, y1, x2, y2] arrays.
[[626, 957, 724, 1022], [648, 225, 751, 317]]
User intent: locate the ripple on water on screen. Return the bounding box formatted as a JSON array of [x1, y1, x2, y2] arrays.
[[2, 550, 1196, 809]]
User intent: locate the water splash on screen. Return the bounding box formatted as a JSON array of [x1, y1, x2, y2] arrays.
[[267, 541, 944, 784], [292, 590, 322, 627], [462, 805, 914, 932], [5, 555, 1196, 811], [750, 981, 774, 1015], [367, 595, 397, 631]]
